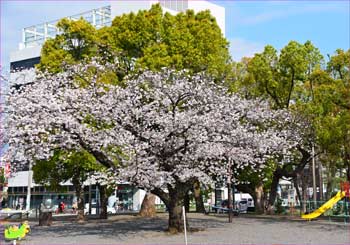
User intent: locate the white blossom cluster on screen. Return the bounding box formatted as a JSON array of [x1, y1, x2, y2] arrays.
[[3, 62, 303, 192]]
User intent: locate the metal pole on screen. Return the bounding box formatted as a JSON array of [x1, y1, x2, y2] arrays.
[[26, 163, 32, 211], [312, 144, 317, 208], [88, 184, 92, 214], [183, 206, 188, 245], [227, 160, 233, 223]]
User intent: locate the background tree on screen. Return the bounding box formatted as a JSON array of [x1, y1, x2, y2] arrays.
[[232, 40, 323, 212], [37, 18, 98, 73], [308, 49, 350, 182], [33, 149, 101, 221]]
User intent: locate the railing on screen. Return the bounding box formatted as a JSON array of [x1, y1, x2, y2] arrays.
[[22, 5, 112, 48]]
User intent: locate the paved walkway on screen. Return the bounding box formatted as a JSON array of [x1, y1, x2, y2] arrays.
[[2, 213, 350, 244]]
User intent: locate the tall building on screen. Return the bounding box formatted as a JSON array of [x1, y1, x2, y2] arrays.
[[10, 0, 225, 70], [6, 0, 225, 212]]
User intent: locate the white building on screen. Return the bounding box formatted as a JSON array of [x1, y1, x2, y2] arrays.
[[6, 0, 225, 212]]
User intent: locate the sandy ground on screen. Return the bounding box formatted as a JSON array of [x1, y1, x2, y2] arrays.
[[2, 213, 349, 245]]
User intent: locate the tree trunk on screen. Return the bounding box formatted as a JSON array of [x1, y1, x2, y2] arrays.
[[168, 197, 185, 234], [293, 176, 302, 208], [76, 186, 85, 222], [267, 170, 281, 214], [193, 181, 205, 213], [184, 191, 190, 213], [99, 184, 108, 219], [167, 183, 192, 234], [301, 171, 308, 213], [254, 184, 264, 214], [139, 192, 156, 217], [72, 178, 86, 223], [151, 183, 191, 233]]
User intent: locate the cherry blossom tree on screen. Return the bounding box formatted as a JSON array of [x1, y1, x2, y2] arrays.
[[4, 61, 299, 232]]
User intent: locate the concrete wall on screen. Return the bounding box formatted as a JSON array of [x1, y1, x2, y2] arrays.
[[10, 46, 41, 63]]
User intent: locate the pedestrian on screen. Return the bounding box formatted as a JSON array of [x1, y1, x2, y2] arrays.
[[59, 201, 65, 213]]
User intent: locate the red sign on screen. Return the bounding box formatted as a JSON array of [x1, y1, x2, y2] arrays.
[[341, 181, 350, 197]]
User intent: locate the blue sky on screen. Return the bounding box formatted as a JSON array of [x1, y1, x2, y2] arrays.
[[0, 0, 349, 73]]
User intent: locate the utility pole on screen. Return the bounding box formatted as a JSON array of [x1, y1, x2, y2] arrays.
[[26, 162, 32, 211], [227, 160, 233, 223]]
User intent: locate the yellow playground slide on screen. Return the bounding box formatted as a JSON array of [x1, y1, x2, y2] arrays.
[[301, 191, 346, 220]]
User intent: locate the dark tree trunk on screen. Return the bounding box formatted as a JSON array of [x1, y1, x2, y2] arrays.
[[301, 171, 308, 213], [184, 191, 190, 213], [293, 176, 302, 207], [267, 169, 281, 214], [73, 179, 85, 222], [167, 183, 191, 234], [193, 181, 205, 213], [168, 195, 185, 234], [151, 182, 191, 233], [326, 162, 337, 199], [139, 192, 156, 217], [99, 184, 108, 219]]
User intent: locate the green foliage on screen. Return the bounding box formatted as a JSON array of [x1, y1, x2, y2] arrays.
[[236, 41, 324, 109], [38, 4, 230, 82], [133, 7, 230, 78], [37, 18, 98, 73], [327, 49, 350, 80], [231, 42, 350, 198], [33, 149, 100, 191]]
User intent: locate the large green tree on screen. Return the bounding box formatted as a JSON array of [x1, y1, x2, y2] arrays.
[[233, 41, 324, 212], [38, 4, 230, 81]]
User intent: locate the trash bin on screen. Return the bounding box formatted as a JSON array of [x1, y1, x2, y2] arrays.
[[39, 198, 53, 226]]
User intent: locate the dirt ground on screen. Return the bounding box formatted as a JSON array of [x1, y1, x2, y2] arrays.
[[2, 213, 349, 245]]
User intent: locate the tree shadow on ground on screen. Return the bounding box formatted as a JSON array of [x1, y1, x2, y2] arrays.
[[28, 214, 231, 242]]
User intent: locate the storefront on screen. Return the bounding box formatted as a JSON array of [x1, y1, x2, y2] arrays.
[[4, 171, 145, 212]]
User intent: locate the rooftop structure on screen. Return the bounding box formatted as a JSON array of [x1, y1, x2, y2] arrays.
[[22, 6, 112, 49]]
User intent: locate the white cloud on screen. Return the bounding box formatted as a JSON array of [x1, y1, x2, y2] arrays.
[[229, 38, 265, 61]]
